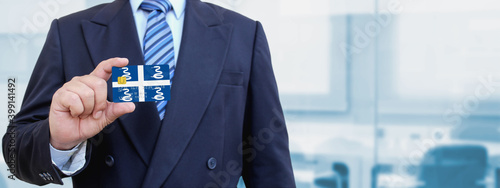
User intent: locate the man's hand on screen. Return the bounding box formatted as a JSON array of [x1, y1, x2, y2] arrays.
[[49, 58, 136, 150]]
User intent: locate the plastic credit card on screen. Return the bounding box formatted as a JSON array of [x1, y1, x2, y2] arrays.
[[112, 65, 171, 103]]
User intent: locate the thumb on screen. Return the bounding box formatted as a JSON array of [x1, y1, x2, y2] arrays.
[[91, 57, 129, 81], [104, 102, 136, 123]]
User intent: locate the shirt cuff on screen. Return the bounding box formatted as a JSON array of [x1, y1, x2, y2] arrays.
[[49, 141, 87, 176]]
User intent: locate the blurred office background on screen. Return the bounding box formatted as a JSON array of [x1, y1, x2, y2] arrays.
[[1, 0, 500, 187]]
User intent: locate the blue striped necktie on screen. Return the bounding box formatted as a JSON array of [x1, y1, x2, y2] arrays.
[[140, 0, 175, 120]]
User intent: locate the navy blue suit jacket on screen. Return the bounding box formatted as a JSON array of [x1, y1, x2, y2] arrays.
[[2, 0, 295, 187]]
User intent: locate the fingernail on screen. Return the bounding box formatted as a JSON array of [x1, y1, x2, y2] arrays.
[[94, 111, 103, 119]]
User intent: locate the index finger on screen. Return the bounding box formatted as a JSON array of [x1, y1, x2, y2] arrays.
[[90, 57, 129, 81]]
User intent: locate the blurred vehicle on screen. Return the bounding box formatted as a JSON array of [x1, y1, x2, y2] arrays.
[[314, 162, 349, 188], [417, 145, 487, 188]]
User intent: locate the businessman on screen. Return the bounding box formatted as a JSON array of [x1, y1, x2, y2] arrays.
[[2, 0, 295, 187]]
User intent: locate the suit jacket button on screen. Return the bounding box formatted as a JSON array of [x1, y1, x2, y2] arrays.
[[207, 157, 217, 170], [105, 155, 114, 167]]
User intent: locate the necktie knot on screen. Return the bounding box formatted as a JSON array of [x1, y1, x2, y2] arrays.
[[140, 0, 172, 13]]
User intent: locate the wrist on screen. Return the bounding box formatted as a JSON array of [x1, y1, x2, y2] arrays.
[[50, 138, 80, 151]]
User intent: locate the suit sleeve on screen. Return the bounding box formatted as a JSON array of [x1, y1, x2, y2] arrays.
[[2, 19, 91, 185], [241, 21, 296, 187]]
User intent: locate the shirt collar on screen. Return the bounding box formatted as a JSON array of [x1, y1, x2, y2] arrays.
[[130, 0, 186, 20]]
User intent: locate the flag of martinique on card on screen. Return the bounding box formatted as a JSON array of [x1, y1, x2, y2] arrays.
[[112, 65, 171, 103]]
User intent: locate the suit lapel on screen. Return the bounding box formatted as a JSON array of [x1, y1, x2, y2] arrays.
[[82, 0, 162, 166], [142, 0, 233, 186]]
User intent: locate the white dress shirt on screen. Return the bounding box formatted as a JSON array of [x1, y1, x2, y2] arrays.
[[50, 0, 186, 175]]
